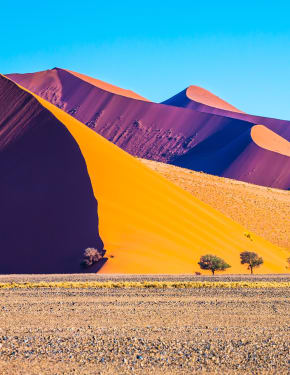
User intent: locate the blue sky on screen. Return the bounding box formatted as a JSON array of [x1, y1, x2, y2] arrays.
[[1, 1, 290, 119]]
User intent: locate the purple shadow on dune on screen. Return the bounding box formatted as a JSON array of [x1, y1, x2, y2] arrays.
[[6, 68, 290, 189], [162, 88, 290, 141], [0, 75, 105, 274]]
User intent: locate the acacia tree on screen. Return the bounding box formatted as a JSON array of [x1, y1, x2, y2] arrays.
[[81, 248, 103, 268], [240, 251, 263, 274], [198, 254, 231, 275]]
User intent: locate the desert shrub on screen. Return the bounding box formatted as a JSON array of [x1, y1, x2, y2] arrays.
[[240, 251, 263, 274], [195, 272, 201, 276], [198, 254, 231, 275], [244, 232, 253, 241], [81, 248, 103, 268]]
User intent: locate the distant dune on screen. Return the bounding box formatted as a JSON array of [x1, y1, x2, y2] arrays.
[[7, 68, 290, 189], [140, 159, 290, 250], [0, 74, 288, 274], [163, 84, 290, 143], [65, 68, 149, 101], [163, 85, 244, 113], [251, 125, 290, 157]]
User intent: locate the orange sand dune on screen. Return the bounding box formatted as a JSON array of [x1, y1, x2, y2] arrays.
[[251, 125, 290, 157], [140, 159, 290, 250], [10, 78, 288, 274], [186, 85, 244, 113], [65, 68, 149, 101]]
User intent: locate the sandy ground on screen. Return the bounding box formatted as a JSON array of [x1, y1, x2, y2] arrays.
[[0, 275, 289, 374], [140, 158, 290, 250]]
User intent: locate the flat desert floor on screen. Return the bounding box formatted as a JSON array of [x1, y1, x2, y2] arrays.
[[0, 275, 289, 375], [0, 275, 290, 375]]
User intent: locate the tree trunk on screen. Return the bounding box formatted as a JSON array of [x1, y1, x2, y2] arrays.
[[211, 269, 215, 275], [250, 266, 253, 274]]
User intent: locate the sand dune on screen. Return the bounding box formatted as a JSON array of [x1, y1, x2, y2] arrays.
[[187, 86, 244, 112], [163, 84, 290, 140], [140, 159, 290, 251], [0, 75, 104, 273], [6, 68, 290, 189], [1, 74, 288, 274], [163, 86, 290, 179], [251, 125, 290, 157], [65, 68, 149, 101], [163, 85, 244, 113]]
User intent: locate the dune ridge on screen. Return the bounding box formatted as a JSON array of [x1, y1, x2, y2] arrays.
[[6, 68, 290, 189], [64, 68, 149, 101], [251, 125, 290, 157], [2, 74, 287, 274], [163, 85, 290, 139], [0, 75, 103, 273], [163, 85, 244, 113]]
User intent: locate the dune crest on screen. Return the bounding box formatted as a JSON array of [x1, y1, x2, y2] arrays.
[[64, 68, 149, 101], [6, 68, 290, 190], [186, 85, 244, 113], [3, 75, 287, 274], [251, 125, 290, 157], [0, 75, 103, 274]]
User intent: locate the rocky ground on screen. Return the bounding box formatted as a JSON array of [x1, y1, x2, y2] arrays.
[[0, 275, 289, 374]]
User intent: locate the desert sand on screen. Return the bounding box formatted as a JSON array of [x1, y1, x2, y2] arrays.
[[65, 68, 149, 101], [4, 75, 288, 274], [163, 85, 244, 113], [140, 159, 290, 250], [7, 68, 290, 189], [251, 124, 290, 157]]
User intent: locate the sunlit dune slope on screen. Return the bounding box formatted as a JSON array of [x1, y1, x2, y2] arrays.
[[163, 86, 244, 113], [186, 86, 244, 113], [6, 77, 287, 274], [6, 68, 290, 189], [251, 125, 290, 157], [163, 85, 290, 140], [163, 85, 290, 165], [140, 159, 290, 251], [64, 68, 149, 101]]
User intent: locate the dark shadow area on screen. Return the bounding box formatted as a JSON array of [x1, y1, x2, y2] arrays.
[[0, 76, 105, 274], [82, 257, 108, 274], [170, 123, 252, 175]]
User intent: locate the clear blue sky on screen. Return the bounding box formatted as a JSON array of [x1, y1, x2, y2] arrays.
[[1, 1, 290, 119]]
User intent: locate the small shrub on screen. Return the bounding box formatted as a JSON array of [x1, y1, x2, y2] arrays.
[[244, 232, 253, 241], [81, 248, 103, 268], [195, 272, 201, 276], [240, 251, 263, 274], [198, 254, 231, 275]]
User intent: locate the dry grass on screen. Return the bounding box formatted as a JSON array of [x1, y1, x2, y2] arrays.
[[140, 158, 290, 250], [0, 275, 289, 374], [0, 273, 289, 283], [0, 281, 289, 289]]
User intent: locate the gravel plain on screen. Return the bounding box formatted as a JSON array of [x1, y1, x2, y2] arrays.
[[0, 274, 289, 374]]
